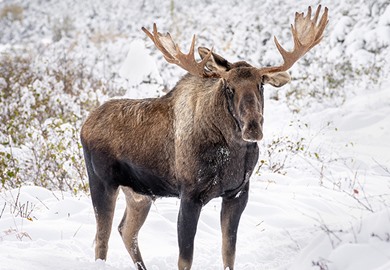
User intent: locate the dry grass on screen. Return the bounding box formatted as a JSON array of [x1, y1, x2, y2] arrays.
[[90, 32, 127, 44], [0, 4, 23, 21]]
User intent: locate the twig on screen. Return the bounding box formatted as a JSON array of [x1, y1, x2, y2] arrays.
[[283, 229, 301, 251], [372, 158, 390, 176], [35, 196, 49, 210], [73, 224, 83, 238], [342, 180, 374, 213], [297, 209, 344, 248], [319, 223, 343, 248], [0, 202, 6, 219], [256, 220, 264, 227]]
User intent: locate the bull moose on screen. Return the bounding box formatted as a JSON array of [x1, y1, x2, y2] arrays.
[[81, 5, 328, 270]]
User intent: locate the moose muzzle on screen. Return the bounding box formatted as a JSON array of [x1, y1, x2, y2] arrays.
[[242, 114, 263, 142]]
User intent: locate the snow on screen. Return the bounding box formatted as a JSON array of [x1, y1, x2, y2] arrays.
[[1, 0, 390, 269], [290, 210, 390, 270], [119, 40, 162, 88]]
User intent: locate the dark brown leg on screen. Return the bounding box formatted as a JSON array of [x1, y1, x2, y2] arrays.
[[90, 178, 119, 260], [220, 182, 249, 269], [177, 198, 202, 270]]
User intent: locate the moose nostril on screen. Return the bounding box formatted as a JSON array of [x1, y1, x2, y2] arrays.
[[247, 120, 259, 130]]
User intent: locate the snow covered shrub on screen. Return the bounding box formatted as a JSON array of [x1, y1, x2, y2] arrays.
[[284, 60, 349, 113], [279, 0, 389, 114], [51, 15, 75, 42], [283, 56, 384, 114], [28, 121, 88, 194], [0, 50, 35, 145], [257, 135, 307, 175], [256, 120, 310, 175], [0, 151, 21, 188], [0, 48, 108, 194], [256, 120, 336, 178]]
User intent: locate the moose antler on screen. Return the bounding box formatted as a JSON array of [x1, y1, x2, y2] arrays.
[[142, 23, 214, 77], [258, 5, 328, 75]]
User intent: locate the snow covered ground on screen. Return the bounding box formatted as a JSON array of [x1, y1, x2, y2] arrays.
[[2, 78, 390, 270], [1, 0, 390, 269]]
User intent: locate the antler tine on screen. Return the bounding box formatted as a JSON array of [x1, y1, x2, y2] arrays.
[[141, 23, 177, 65], [313, 5, 321, 25], [258, 5, 328, 75], [312, 6, 329, 48], [142, 23, 215, 77], [188, 34, 196, 59]]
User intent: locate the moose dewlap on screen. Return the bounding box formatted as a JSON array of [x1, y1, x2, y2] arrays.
[[80, 5, 328, 270]]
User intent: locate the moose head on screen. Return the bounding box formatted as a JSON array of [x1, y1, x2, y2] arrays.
[[142, 5, 328, 143]]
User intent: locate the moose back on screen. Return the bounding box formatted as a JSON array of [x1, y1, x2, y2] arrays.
[[80, 6, 328, 270]]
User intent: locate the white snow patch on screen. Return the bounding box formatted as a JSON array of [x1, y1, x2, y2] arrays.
[[119, 40, 162, 87]]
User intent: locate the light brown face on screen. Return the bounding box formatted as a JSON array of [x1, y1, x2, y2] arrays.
[[224, 67, 264, 142]]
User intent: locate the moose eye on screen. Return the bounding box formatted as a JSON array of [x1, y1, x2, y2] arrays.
[[226, 86, 235, 98], [225, 86, 235, 99], [258, 83, 264, 94]]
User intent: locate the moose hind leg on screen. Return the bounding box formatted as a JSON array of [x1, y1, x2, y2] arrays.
[[220, 183, 249, 269], [90, 178, 119, 261], [119, 187, 152, 270]]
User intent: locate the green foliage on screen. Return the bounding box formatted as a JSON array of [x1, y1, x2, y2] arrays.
[[0, 151, 21, 188]]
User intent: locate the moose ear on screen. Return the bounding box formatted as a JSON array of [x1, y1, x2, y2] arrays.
[[198, 47, 232, 73], [262, 72, 291, 87]]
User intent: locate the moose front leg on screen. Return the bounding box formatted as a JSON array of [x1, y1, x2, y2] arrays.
[[177, 198, 202, 270], [220, 183, 249, 269]]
